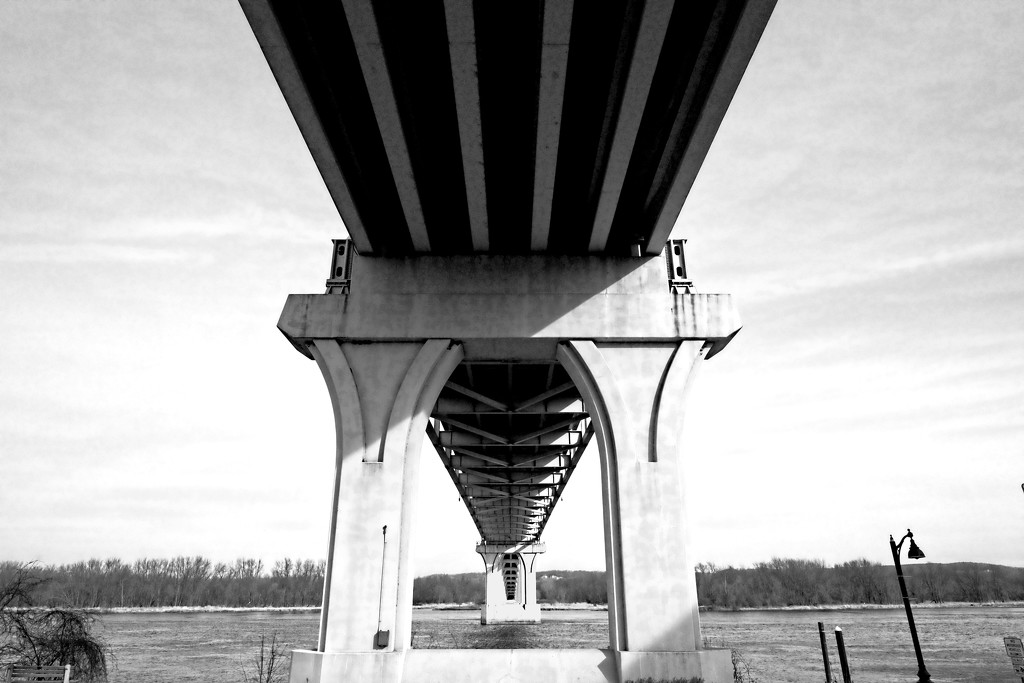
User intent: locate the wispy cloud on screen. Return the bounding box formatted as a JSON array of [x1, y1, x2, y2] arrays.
[[0, 242, 199, 264], [731, 235, 1024, 303]]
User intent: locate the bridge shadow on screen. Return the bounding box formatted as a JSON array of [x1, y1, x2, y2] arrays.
[[350, 250, 656, 344]]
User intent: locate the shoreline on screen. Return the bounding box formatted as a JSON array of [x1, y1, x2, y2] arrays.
[[88, 600, 1024, 615], [94, 605, 322, 614], [703, 600, 1024, 611]]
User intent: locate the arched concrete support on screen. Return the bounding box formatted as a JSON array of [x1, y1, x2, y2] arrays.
[[280, 249, 741, 683], [309, 339, 464, 658], [557, 340, 731, 681], [476, 544, 544, 624]]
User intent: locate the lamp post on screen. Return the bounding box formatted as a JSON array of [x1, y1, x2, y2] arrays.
[[890, 529, 930, 682]]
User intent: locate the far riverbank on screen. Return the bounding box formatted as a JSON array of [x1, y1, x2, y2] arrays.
[[87, 598, 1024, 615]]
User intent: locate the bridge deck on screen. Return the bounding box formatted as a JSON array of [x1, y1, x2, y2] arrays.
[[428, 360, 592, 546], [240, 0, 776, 256]]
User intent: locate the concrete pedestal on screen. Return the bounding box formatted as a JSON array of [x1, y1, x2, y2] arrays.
[[289, 648, 733, 682]]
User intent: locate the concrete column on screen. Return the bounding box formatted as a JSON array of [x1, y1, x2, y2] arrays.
[[522, 551, 540, 610], [476, 544, 544, 624], [558, 340, 733, 682], [480, 552, 507, 619], [309, 339, 463, 656]]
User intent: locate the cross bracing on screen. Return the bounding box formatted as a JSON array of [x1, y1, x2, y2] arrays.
[[428, 360, 593, 546], [503, 554, 519, 600]]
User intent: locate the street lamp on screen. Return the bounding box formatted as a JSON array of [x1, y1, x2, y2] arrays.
[[889, 529, 930, 682]]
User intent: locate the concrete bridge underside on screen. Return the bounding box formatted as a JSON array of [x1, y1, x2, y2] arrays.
[[431, 360, 590, 624], [431, 361, 591, 547], [237, 0, 776, 680], [240, 0, 775, 257], [430, 358, 590, 624]]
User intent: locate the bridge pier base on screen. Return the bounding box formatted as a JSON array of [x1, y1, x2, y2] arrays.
[[288, 648, 733, 682]]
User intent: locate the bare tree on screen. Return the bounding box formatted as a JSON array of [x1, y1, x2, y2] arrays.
[[241, 632, 286, 683], [0, 564, 112, 681]]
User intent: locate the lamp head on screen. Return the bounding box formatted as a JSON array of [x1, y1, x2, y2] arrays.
[[907, 537, 925, 560]]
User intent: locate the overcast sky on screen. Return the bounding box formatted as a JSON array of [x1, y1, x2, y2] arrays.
[[2, 1, 1022, 576]]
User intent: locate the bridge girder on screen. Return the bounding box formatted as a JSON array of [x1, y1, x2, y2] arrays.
[[240, 0, 775, 256]]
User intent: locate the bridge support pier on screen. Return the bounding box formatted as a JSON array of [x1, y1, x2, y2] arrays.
[[476, 543, 545, 624], [558, 340, 734, 681], [279, 252, 741, 682], [299, 338, 463, 681]]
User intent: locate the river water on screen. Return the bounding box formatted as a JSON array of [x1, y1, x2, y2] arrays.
[[96, 605, 1023, 682]]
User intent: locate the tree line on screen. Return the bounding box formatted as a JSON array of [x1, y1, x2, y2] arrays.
[[417, 560, 1024, 607], [0, 558, 324, 608], [696, 559, 1024, 608], [5, 557, 1022, 609]]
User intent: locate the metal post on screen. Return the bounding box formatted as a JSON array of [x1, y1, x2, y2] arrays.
[[818, 622, 833, 683], [890, 534, 931, 682], [375, 524, 390, 648], [835, 627, 852, 683]]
